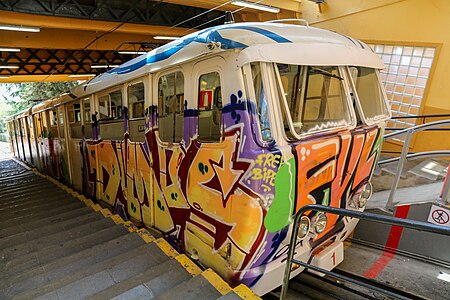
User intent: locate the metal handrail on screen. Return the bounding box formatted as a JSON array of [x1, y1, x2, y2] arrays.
[[280, 204, 450, 300], [378, 150, 450, 166], [380, 119, 450, 210], [383, 119, 450, 139]]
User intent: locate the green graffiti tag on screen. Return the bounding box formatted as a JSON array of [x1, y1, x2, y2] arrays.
[[264, 158, 296, 233]]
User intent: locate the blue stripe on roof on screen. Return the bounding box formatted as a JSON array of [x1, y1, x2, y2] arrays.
[[107, 25, 291, 75]]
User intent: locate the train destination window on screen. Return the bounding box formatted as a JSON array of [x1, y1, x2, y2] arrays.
[[158, 71, 184, 143], [348, 67, 390, 124], [251, 63, 273, 142], [198, 72, 222, 143], [276, 64, 352, 136]]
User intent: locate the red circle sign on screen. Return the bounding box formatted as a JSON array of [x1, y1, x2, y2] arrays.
[[432, 209, 449, 224]]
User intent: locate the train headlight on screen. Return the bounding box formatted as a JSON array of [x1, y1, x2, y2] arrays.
[[313, 213, 327, 234], [297, 216, 310, 239], [358, 182, 373, 208]]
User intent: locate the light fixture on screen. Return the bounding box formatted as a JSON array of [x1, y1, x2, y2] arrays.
[[90, 65, 120, 69], [0, 24, 40, 33], [438, 272, 450, 283], [0, 75, 10, 79], [153, 36, 180, 40], [312, 213, 327, 234], [0, 65, 19, 69], [0, 47, 21, 52], [297, 216, 311, 239], [68, 74, 96, 78], [118, 51, 147, 55], [231, 0, 280, 13]]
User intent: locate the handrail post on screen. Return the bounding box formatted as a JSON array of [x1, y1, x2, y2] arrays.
[[385, 129, 413, 211], [280, 218, 300, 300]]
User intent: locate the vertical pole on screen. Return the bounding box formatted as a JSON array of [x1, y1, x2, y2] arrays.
[[385, 129, 413, 211], [441, 163, 450, 204], [280, 218, 300, 300]]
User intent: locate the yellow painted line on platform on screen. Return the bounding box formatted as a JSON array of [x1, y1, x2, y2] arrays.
[[136, 228, 156, 243], [110, 214, 124, 224], [175, 254, 202, 276], [155, 238, 179, 258], [201, 268, 232, 295], [233, 284, 261, 299]]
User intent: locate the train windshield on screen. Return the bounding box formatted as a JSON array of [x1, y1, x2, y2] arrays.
[[348, 66, 390, 123], [276, 64, 353, 138]]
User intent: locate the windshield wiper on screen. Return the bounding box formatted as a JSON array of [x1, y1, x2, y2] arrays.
[[310, 67, 343, 80]]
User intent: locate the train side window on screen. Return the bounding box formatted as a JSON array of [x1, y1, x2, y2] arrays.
[[98, 89, 124, 141], [158, 71, 184, 143], [58, 106, 65, 138], [69, 102, 82, 139], [198, 72, 222, 143], [49, 109, 59, 138], [128, 82, 145, 142], [251, 63, 273, 142]]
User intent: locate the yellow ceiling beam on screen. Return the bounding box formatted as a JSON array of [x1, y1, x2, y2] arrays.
[[0, 74, 82, 83], [163, 0, 301, 12]]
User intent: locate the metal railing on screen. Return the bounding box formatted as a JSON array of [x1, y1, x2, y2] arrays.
[[380, 119, 450, 211], [280, 204, 450, 300]]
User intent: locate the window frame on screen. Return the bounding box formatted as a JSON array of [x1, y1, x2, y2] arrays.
[[127, 78, 147, 120], [273, 64, 357, 141], [344, 67, 391, 126], [96, 87, 124, 121], [154, 67, 185, 145], [196, 70, 224, 143]]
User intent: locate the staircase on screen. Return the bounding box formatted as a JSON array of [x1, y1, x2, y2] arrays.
[[0, 159, 258, 300]]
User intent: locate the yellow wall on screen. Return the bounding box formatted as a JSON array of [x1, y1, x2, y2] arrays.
[[309, 0, 450, 153]]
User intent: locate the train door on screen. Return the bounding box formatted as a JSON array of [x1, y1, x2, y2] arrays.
[[21, 117, 32, 164], [32, 113, 43, 171], [39, 110, 51, 174], [28, 114, 40, 168], [48, 108, 60, 178], [152, 68, 186, 234], [56, 105, 71, 183], [67, 99, 83, 191], [125, 77, 153, 226], [15, 119, 24, 160], [95, 86, 126, 215], [81, 97, 96, 199]]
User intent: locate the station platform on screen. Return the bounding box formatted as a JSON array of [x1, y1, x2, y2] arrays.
[[0, 159, 257, 300]]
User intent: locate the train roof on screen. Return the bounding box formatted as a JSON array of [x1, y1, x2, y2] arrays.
[[71, 21, 383, 99]]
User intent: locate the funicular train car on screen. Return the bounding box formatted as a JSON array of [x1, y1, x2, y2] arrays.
[[7, 21, 390, 295]]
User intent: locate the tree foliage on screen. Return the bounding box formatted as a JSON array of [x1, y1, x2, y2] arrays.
[[4, 81, 78, 115]]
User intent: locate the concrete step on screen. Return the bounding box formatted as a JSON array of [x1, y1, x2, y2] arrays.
[[0, 217, 117, 261], [0, 210, 104, 249], [1, 182, 61, 200], [87, 258, 192, 300], [1, 224, 129, 277], [0, 200, 85, 229], [0, 206, 92, 239], [153, 271, 222, 300], [0, 193, 84, 219], [1, 232, 146, 296], [0, 178, 52, 194], [217, 291, 242, 300], [0, 189, 69, 211], [12, 243, 170, 300]]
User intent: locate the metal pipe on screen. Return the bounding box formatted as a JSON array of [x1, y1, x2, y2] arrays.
[[385, 129, 413, 211], [280, 204, 450, 300], [384, 119, 450, 140]]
